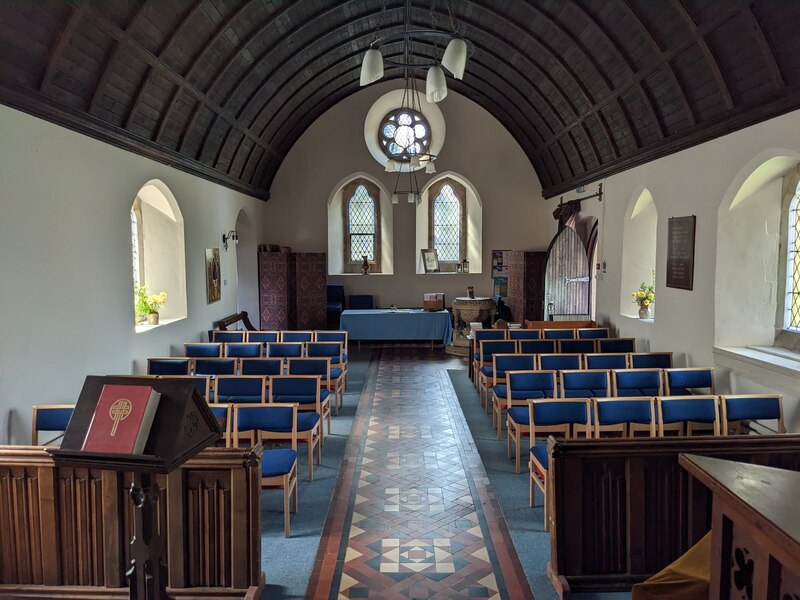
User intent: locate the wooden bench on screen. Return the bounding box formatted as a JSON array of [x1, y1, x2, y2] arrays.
[[545, 434, 800, 598]]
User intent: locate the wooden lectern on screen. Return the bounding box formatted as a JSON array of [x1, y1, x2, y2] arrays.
[[48, 376, 221, 600]]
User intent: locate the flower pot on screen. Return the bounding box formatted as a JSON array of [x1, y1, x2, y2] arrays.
[[147, 312, 160, 325], [638, 306, 652, 319], [361, 255, 370, 275]]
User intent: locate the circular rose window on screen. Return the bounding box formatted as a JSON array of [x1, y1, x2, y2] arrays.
[[378, 109, 431, 161]]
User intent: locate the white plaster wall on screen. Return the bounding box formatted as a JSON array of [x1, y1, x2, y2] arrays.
[[619, 191, 657, 318], [140, 201, 187, 321], [267, 80, 550, 308], [554, 108, 800, 430], [0, 105, 266, 444]]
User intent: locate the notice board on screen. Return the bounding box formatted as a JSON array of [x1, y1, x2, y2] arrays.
[[666, 215, 696, 290]]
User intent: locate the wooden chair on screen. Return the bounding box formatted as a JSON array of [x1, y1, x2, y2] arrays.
[[664, 367, 715, 395], [593, 397, 656, 437], [629, 352, 673, 368], [184, 342, 223, 357], [306, 342, 347, 399], [224, 342, 263, 358], [247, 331, 280, 355], [232, 403, 298, 536], [543, 328, 576, 340], [558, 339, 596, 354], [528, 398, 592, 528], [210, 330, 246, 343], [501, 370, 557, 449], [657, 395, 720, 436], [577, 327, 610, 339], [471, 330, 508, 382], [31, 404, 74, 445], [280, 331, 314, 343], [268, 376, 323, 480], [584, 353, 628, 369], [720, 394, 785, 435], [193, 358, 237, 377], [266, 342, 305, 362], [597, 338, 636, 353], [476, 340, 517, 406], [508, 329, 541, 340], [215, 375, 266, 404], [519, 339, 557, 355], [208, 403, 231, 446], [488, 356, 539, 432], [560, 370, 610, 398], [312, 332, 349, 388], [611, 368, 663, 396], [539, 353, 582, 372], [286, 359, 335, 434]]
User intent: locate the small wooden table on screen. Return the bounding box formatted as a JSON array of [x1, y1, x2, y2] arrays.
[[679, 453, 800, 600]]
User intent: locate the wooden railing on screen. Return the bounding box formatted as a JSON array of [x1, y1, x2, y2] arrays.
[[0, 445, 264, 598], [547, 435, 800, 598]]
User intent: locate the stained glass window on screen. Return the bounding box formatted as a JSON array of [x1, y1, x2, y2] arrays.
[[378, 109, 431, 162], [348, 184, 376, 262], [786, 187, 800, 330], [433, 184, 461, 262]]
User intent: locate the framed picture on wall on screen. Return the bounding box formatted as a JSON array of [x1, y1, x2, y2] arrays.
[[206, 248, 221, 303], [421, 248, 440, 273], [666, 215, 696, 290]]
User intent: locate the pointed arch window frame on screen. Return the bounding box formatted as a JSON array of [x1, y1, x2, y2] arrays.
[[783, 184, 800, 331], [428, 178, 467, 272], [342, 178, 382, 273]]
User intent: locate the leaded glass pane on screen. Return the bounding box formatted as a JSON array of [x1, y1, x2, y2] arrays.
[[131, 209, 140, 285], [433, 184, 461, 262], [348, 185, 376, 262], [788, 193, 800, 329], [378, 109, 431, 162]]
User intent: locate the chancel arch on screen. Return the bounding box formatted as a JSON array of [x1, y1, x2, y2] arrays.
[[715, 151, 800, 348], [130, 179, 187, 327], [619, 188, 657, 319], [327, 173, 393, 275]]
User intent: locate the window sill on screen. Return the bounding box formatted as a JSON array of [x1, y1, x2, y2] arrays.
[[713, 345, 800, 390], [619, 313, 654, 324], [135, 317, 184, 333]]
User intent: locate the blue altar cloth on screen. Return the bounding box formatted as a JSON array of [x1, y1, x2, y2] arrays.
[[339, 309, 453, 344]]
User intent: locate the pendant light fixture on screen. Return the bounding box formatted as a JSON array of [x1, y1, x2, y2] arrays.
[[358, 0, 471, 104]]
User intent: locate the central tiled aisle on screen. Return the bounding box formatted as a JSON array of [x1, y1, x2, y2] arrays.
[[308, 346, 533, 600]]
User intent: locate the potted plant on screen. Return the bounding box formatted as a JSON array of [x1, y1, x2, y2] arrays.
[[631, 281, 655, 319], [135, 284, 167, 325]]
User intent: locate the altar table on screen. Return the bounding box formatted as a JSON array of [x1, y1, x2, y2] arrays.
[[340, 309, 453, 345]]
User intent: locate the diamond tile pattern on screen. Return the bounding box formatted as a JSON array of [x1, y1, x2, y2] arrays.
[[349, 185, 376, 261], [433, 185, 461, 262], [320, 345, 533, 600]]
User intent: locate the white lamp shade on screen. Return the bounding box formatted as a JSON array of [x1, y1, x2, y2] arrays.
[[360, 48, 384, 86], [442, 38, 467, 80], [426, 66, 448, 103], [425, 161, 436, 174], [410, 156, 421, 168], [385, 159, 397, 173], [391, 193, 399, 204]]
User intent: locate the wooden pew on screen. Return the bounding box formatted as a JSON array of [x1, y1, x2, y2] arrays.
[[524, 320, 596, 330], [0, 445, 264, 598], [546, 435, 800, 598]]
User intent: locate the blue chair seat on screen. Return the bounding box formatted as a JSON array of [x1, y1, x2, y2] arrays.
[[480, 366, 494, 377], [494, 384, 550, 400], [261, 448, 297, 477], [530, 444, 549, 470], [507, 406, 529, 424], [329, 368, 343, 379], [264, 412, 321, 433]]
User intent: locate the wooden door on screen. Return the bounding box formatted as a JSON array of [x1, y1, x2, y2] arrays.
[[544, 226, 590, 320]]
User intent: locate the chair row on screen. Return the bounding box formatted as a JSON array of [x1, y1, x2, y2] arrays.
[[519, 394, 786, 527], [471, 328, 611, 345], [209, 330, 349, 345], [472, 339, 639, 380], [476, 353, 677, 406], [185, 340, 349, 360], [486, 366, 716, 430]]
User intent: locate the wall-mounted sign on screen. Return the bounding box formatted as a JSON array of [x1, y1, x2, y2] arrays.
[[666, 216, 696, 290]]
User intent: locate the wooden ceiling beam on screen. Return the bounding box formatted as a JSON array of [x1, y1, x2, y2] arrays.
[[740, 2, 784, 89], [39, 5, 83, 93]]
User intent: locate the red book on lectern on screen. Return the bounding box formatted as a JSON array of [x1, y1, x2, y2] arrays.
[[81, 384, 161, 454]]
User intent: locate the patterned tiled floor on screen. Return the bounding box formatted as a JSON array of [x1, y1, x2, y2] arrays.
[[307, 345, 533, 600]]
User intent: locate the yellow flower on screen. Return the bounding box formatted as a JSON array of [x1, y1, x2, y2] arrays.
[[643, 299, 650, 306], [631, 292, 636, 297], [648, 292, 655, 300]]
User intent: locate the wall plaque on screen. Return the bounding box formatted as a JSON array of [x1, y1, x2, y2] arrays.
[[666, 215, 696, 290]]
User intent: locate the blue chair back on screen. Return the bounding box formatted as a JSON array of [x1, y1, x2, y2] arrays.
[[598, 338, 635, 353], [560, 370, 610, 398], [507, 371, 557, 399], [349, 294, 374, 309], [281, 331, 313, 343], [659, 396, 719, 429], [508, 329, 541, 340], [185, 343, 222, 357], [721, 395, 784, 434], [595, 397, 654, 426], [32, 405, 74, 444], [613, 369, 662, 396], [215, 376, 265, 403], [474, 329, 507, 343], [543, 329, 575, 340], [315, 331, 348, 344], [147, 358, 190, 375], [287, 358, 329, 377], [558, 339, 596, 354], [240, 358, 283, 377], [211, 330, 245, 342], [267, 343, 304, 358], [248, 331, 279, 344], [306, 342, 343, 360], [493, 354, 537, 378], [519, 339, 557, 354], [194, 358, 237, 376], [577, 328, 610, 339], [630, 352, 673, 368], [234, 404, 296, 434], [479, 340, 517, 362], [270, 376, 320, 402], [665, 368, 714, 395], [209, 404, 230, 429], [530, 399, 591, 430], [225, 343, 263, 358], [539, 354, 582, 371], [585, 353, 628, 369]]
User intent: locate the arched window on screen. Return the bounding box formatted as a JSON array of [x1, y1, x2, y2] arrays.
[[784, 183, 800, 330], [342, 179, 381, 273], [428, 179, 466, 269], [620, 188, 657, 319], [130, 180, 187, 329]]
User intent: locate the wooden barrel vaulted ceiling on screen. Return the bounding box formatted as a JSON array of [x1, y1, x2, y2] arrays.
[[1, 1, 799, 200]]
